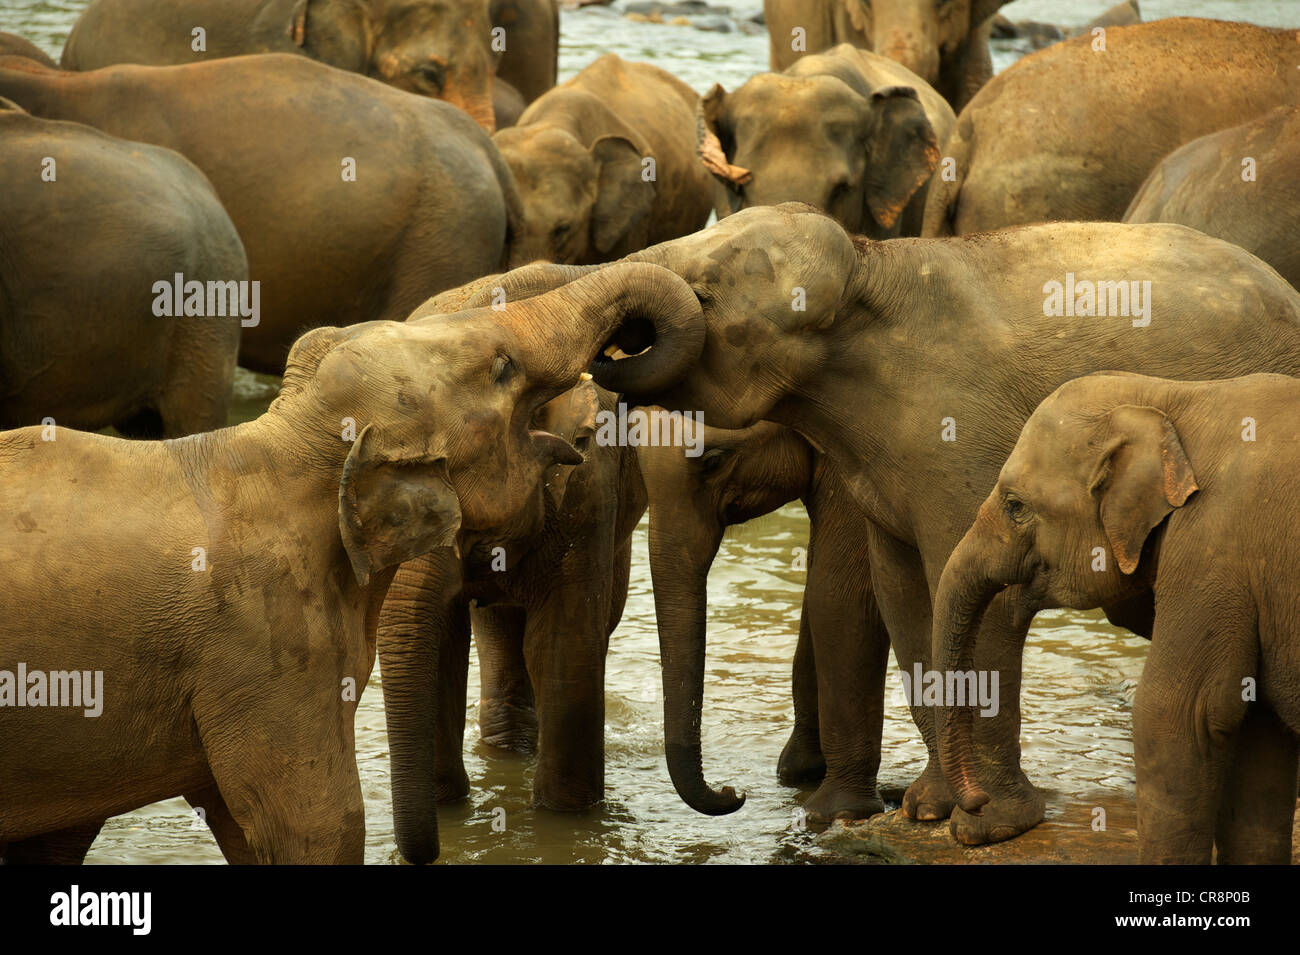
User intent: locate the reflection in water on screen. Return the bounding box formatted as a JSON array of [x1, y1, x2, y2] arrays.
[[14, 0, 1287, 863]]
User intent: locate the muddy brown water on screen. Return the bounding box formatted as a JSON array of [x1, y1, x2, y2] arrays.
[[2, 0, 1292, 863]]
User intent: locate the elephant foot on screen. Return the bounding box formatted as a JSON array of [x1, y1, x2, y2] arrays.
[[948, 778, 1046, 846], [802, 776, 885, 824], [478, 698, 538, 754], [901, 760, 957, 822], [777, 725, 827, 786]]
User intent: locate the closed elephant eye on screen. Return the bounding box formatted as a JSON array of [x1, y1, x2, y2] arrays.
[[418, 61, 446, 93], [491, 353, 513, 385], [1005, 496, 1031, 524]]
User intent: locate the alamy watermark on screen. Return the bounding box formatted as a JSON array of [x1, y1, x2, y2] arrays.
[[151, 272, 260, 327], [898, 663, 999, 717], [0, 663, 103, 717], [1043, 273, 1151, 327], [594, 404, 704, 457]]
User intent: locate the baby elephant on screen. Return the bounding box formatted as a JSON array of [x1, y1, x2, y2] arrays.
[[495, 53, 713, 265], [698, 43, 954, 238], [934, 371, 1300, 864]]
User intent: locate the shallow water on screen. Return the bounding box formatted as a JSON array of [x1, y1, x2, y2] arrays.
[[1, 0, 1292, 863]]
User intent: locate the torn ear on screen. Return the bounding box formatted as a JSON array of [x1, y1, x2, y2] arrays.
[[1092, 405, 1198, 575], [339, 424, 463, 586], [697, 84, 751, 187]]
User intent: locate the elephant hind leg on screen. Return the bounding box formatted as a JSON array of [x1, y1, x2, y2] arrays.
[[473, 604, 537, 755], [114, 406, 165, 440], [777, 602, 826, 786], [1214, 704, 1298, 864], [185, 784, 257, 865], [1, 820, 103, 864]]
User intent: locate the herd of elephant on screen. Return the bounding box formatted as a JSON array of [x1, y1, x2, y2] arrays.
[[1, 0, 1298, 866]]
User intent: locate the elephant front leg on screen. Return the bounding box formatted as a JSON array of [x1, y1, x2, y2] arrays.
[[799, 504, 889, 823], [185, 784, 256, 864], [777, 602, 826, 786], [472, 603, 538, 754], [1133, 606, 1252, 864], [1214, 704, 1298, 864], [524, 552, 615, 812]]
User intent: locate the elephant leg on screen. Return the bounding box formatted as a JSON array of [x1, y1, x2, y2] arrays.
[[1133, 605, 1252, 864], [472, 603, 537, 754], [778, 599, 826, 786], [799, 500, 889, 823], [185, 784, 256, 864], [868, 532, 955, 822], [434, 601, 473, 802], [1214, 705, 1297, 864], [203, 721, 366, 864], [525, 538, 616, 812], [0, 820, 102, 864], [154, 316, 239, 437], [945, 595, 1046, 845]]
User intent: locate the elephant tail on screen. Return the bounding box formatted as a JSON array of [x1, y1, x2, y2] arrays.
[[920, 116, 972, 238]]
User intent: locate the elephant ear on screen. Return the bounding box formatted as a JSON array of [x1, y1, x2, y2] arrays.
[[591, 134, 655, 257], [863, 86, 940, 231], [287, 0, 371, 68], [697, 84, 751, 187], [279, 325, 350, 399], [1089, 405, 1198, 575], [339, 424, 463, 587]]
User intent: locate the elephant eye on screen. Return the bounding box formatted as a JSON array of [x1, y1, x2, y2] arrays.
[[1005, 495, 1031, 524], [419, 61, 446, 93], [491, 354, 513, 384]]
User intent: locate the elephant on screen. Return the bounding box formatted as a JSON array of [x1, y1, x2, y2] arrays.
[[525, 204, 1300, 839], [0, 33, 56, 66], [491, 0, 558, 105], [0, 260, 705, 864], [375, 274, 648, 866], [698, 44, 954, 239], [495, 54, 714, 265], [1124, 106, 1300, 293], [762, 0, 1009, 112], [0, 53, 522, 374], [59, 0, 498, 130], [934, 371, 1300, 864], [637, 420, 891, 817], [923, 19, 1300, 237], [1, 101, 245, 437]]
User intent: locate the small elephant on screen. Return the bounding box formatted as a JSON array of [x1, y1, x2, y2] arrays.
[[495, 54, 714, 265], [60, 0, 499, 130], [0, 54, 522, 374], [1125, 106, 1300, 292], [763, 0, 1009, 111], [1, 101, 245, 437], [638, 420, 891, 821], [0, 261, 703, 864], [923, 19, 1300, 236], [934, 371, 1300, 864], [698, 44, 954, 239]]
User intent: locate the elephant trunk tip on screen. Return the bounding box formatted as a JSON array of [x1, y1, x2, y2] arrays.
[[665, 742, 747, 816]]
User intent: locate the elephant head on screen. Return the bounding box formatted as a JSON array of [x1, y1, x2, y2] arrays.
[[835, 0, 1008, 89], [931, 376, 1198, 815], [495, 123, 655, 265], [698, 57, 940, 237], [638, 420, 814, 813], [280, 0, 499, 130]]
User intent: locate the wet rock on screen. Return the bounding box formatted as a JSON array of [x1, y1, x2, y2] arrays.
[[819, 792, 1300, 863]]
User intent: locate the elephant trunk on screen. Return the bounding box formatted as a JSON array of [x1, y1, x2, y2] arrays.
[[932, 526, 1011, 817], [649, 509, 744, 815], [507, 261, 705, 397]]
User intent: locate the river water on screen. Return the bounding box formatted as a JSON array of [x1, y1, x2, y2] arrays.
[[2, 0, 1294, 864]]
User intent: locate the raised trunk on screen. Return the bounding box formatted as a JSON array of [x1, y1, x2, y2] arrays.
[[506, 261, 705, 396], [648, 508, 744, 814], [932, 534, 1007, 816]]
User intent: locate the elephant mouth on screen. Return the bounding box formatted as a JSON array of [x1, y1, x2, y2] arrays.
[[528, 428, 583, 467]]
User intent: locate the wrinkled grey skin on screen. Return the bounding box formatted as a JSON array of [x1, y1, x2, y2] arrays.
[[514, 204, 1300, 842], [699, 45, 954, 239], [637, 421, 890, 818], [61, 0, 499, 130], [0, 260, 705, 865], [497, 54, 713, 265], [1125, 106, 1300, 292], [763, 0, 1009, 111], [0, 102, 244, 437], [935, 372, 1300, 864], [0, 54, 522, 374]]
